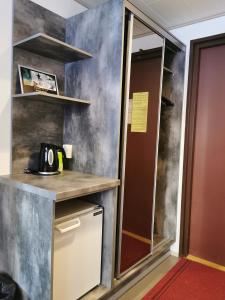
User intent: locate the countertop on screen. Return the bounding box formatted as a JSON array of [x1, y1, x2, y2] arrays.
[[0, 170, 120, 201]]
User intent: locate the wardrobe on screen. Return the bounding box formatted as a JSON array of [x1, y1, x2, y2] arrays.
[[116, 4, 185, 277]]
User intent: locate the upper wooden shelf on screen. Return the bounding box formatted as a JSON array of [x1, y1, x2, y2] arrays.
[[13, 92, 91, 105], [13, 33, 93, 63]]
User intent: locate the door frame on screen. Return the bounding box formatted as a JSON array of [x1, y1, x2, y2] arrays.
[[179, 33, 225, 256]]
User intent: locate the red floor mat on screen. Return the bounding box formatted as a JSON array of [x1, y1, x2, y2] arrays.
[[142, 258, 225, 300]]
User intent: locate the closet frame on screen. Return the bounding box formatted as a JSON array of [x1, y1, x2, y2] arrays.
[[116, 1, 185, 278]]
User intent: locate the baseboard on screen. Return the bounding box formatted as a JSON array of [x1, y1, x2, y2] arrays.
[[187, 255, 225, 272]]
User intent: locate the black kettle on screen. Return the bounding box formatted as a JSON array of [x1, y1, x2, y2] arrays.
[[39, 143, 59, 175]]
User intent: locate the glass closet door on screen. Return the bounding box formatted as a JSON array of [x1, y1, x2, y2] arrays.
[[117, 16, 164, 276]]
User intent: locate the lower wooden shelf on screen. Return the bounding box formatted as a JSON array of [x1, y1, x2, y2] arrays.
[[161, 95, 174, 107], [13, 92, 91, 105], [163, 66, 173, 75]]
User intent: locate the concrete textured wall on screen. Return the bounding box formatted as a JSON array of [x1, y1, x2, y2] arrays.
[[64, 0, 124, 287], [12, 0, 66, 173], [0, 182, 53, 299], [64, 0, 124, 178], [155, 46, 185, 241]]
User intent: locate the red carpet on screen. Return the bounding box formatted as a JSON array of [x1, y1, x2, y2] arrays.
[[142, 258, 225, 300], [120, 233, 149, 273]]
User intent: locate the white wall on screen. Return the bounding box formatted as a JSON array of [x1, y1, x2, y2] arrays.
[[31, 0, 86, 18], [171, 15, 225, 254], [0, 0, 13, 175]]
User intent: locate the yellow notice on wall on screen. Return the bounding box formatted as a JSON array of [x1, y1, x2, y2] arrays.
[[131, 92, 149, 133], [128, 99, 133, 125]]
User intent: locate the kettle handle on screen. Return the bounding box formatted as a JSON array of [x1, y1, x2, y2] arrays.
[[57, 145, 66, 158]]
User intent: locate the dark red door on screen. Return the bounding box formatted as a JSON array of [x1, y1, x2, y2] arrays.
[[189, 43, 225, 266]]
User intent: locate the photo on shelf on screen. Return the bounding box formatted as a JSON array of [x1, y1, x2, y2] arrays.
[[18, 65, 59, 95]]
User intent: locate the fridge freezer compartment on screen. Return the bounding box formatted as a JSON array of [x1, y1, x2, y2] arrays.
[[55, 198, 100, 221]]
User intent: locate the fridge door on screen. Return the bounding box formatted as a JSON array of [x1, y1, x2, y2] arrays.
[[53, 208, 103, 300]]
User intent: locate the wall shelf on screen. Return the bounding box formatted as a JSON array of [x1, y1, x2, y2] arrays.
[[13, 92, 91, 105], [13, 33, 93, 63], [163, 66, 173, 75], [161, 95, 174, 107]]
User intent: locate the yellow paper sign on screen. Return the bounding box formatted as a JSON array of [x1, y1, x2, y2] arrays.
[[131, 92, 149, 133], [128, 99, 133, 125]]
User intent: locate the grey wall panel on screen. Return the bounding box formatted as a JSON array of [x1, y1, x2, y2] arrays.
[[64, 0, 124, 178], [0, 182, 53, 300], [12, 100, 64, 174], [64, 0, 124, 288], [12, 0, 66, 173], [14, 0, 65, 43], [154, 47, 185, 240]]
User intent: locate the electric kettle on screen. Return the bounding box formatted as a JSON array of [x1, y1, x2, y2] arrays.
[[39, 143, 59, 175]]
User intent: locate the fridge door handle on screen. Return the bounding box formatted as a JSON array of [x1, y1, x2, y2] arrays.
[[55, 218, 81, 234]]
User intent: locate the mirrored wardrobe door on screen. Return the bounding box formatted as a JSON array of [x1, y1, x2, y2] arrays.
[[117, 15, 164, 276]]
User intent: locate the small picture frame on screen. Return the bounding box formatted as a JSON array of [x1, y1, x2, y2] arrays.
[[18, 65, 59, 95]]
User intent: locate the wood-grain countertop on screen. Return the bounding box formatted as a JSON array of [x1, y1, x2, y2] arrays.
[[0, 170, 120, 202]]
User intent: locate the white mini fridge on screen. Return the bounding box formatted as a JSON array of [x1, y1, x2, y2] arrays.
[[53, 200, 103, 300]]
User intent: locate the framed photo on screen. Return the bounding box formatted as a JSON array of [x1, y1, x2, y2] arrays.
[[18, 65, 59, 95]]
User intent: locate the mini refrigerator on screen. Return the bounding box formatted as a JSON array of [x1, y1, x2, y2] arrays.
[[53, 200, 103, 300]]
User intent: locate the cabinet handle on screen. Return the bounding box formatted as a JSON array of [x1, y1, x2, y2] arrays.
[[55, 218, 81, 234]]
